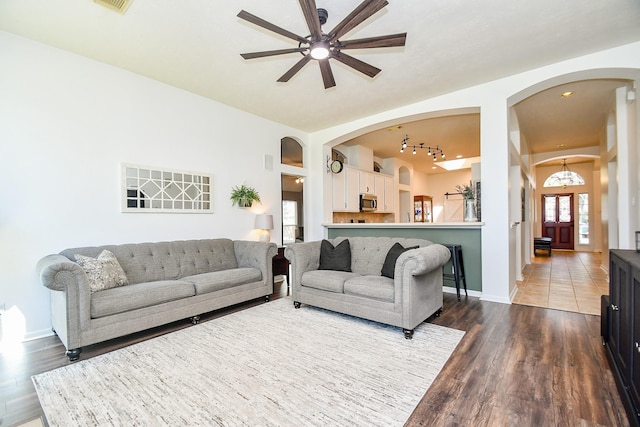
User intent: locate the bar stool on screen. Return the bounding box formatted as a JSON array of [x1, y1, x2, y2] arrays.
[[442, 244, 467, 301]]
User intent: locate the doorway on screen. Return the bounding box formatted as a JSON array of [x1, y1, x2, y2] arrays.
[[280, 137, 304, 245], [281, 175, 304, 244], [542, 193, 574, 250]]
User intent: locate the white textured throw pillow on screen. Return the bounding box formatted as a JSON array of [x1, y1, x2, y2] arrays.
[[74, 249, 129, 293]]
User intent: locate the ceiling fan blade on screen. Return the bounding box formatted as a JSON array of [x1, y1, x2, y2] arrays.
[[327, 0, 388, 41], [277, 54, 313, 83], [336, 33, 406, 50], [331, 51, 381, 78], [319, 60, 336, 89], [299, 0, 322, 42], [241, 48, 308, 60], [238, 10, 308, 44]]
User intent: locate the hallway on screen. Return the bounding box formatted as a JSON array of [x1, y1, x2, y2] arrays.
[[513, 251, 608, 315]]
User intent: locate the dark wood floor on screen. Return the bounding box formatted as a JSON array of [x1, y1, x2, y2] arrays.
[[1, 282, 628, 427]]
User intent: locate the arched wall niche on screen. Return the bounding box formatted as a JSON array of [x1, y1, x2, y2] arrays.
[[398, 166, 411, 186], [281, 136, 304, 167]]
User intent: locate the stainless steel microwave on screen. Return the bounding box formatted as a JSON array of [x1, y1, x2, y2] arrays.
[[360, 193, 377, 212]]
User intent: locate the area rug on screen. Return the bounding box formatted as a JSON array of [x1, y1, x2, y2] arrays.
[[32, 299, 464, 426]]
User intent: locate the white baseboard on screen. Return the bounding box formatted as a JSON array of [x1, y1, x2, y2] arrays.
[[443, 286, 482, 298], [23, 328, 55, 342]]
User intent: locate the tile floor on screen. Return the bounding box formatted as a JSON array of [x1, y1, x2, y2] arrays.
[[513, 251, 608, 315]]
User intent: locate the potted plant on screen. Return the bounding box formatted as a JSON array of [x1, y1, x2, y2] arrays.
[[456, 181, 477, 222], [455, 181, 475, 200], [230, 184, 261, 208]]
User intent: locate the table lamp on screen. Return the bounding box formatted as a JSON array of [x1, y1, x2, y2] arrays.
[[255, 214, 274, 242]]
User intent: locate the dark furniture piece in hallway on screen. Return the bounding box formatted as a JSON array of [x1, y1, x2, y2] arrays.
[[442, 244, 467, 301], [606, 249, 640, 427], [533, 237, 552, 256], [273, 247, 290, 286]]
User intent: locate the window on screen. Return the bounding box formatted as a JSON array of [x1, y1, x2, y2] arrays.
[[544, 195, 556, 222], [543, 171, 585, 187], [578, 193, 589, 244], [122, 164, 212, 213], [282, 200, 298, 244]]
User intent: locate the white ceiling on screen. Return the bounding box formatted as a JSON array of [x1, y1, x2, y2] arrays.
[[1, 0, 639, 171]]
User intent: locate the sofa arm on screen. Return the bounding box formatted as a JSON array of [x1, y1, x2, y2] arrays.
[[37, 254, 90, 292], [284, 241, 322, 289], [396, 244, 451, 277], [233, 241, 277, 283], [36, 254, 93, 349]]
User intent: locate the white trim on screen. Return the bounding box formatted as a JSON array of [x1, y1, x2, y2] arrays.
[[443, 286, 483, 299], [23, 328, 56, 342]]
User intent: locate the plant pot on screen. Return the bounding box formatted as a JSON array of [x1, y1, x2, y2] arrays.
[[239, 201, 253, 208], [464, 199, 478, 222]]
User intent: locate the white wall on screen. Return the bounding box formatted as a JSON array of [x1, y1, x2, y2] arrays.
[[0, 31, 306, 339]]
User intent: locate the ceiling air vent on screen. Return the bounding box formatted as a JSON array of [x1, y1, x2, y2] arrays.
[[94, 0, 132, 14]]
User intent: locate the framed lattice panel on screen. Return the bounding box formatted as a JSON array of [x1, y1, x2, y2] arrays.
[[121, 164, 212, 213]]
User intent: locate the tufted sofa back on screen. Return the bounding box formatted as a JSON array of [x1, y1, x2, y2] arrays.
[[60, 239, 238, 285], [332, 236, 435, 276]]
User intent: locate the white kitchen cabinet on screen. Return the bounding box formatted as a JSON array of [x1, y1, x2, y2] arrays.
[[332, 166, 360, 212], [374, 174, 385, 205], [332, 168, 346, 211], [359, 171, 375, 194], [345, 168, 360, 212], [383, 176, 395, 212]]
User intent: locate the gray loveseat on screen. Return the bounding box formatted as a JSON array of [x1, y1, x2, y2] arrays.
[[37, 238, 277, 360], [285, 236, 451, 338]]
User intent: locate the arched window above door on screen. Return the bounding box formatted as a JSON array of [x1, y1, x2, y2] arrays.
[[543, 170, 585, 188], [281, 137, 303, 167]]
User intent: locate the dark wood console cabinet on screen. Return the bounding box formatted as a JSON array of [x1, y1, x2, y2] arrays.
[[272, 247, 290, 286], [606, 249, 640, 426]]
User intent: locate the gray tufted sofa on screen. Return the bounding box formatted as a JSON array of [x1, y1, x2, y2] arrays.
[[37, 238, 277, 360], [285, 236, 451, 338]]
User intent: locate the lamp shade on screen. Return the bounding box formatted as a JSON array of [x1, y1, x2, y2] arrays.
[[255, 214, 274, 230]]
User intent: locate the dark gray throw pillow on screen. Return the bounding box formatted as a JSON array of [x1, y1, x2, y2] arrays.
[[381, 243, 419, 279], [319, 239, 352, 272]]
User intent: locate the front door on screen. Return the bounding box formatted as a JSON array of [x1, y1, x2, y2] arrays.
[[542, 193, 574, 250]]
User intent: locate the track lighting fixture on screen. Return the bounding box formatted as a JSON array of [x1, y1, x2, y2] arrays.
[[399, 135, 445, 161]]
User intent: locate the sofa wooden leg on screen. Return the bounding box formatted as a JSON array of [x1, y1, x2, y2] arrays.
[[294, 301, 301, 309], [66, 348, 82, 361], [403, 329, 414, 339], [435, 308, 443, 317], [191, 315, 200, 325], [265, 295, 270, 302]]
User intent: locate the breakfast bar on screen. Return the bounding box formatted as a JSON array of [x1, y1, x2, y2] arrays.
[[323, 222, 483, 293]]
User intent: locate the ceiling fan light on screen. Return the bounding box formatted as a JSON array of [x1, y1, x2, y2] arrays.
[[310, 42, 330, 60]]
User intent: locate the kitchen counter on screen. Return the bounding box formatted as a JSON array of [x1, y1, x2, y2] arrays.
[[323, 222, 484, 228], [323, 222, 483, 293]]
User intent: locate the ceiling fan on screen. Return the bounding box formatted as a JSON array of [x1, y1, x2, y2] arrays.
[[237, 0, 407, 89]]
